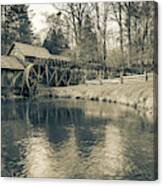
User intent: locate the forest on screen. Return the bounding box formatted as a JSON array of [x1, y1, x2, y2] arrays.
[[1, 1, 157, 72]]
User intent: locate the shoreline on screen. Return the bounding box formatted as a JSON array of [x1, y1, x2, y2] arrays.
[[1, 74, 155, 117], [37, 76, 154, 115]]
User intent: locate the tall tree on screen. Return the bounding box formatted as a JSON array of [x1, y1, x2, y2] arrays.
[[14, 5, 33, 43], [53, 3, 93, 61], [67, 3, 88, 45], [103, 5, 109, 63], [111, 2, 124, 65], [124, 2, 132, 67], [43, 13, 69, 54], [1, 5, 33, 55], [127, 2, 154, 67], [95, 3, 109, 64], [79, 14, 98, 63]]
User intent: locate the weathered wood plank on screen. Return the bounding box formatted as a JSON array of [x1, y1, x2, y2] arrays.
[[45, 64, 49, 85]]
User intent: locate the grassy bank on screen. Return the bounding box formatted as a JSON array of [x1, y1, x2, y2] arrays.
[[38, 73, 155, 115]]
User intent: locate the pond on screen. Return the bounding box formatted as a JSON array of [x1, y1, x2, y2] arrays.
[[1, 98, 157, 180]]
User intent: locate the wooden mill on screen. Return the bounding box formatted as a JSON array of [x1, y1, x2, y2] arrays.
[[1, 42, 106, 96]]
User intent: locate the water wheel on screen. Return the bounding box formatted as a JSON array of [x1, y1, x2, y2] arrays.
[[22, 64, 39, 96]]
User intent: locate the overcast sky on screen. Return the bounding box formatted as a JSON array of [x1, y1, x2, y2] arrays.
[[28, 4, 56, 41]]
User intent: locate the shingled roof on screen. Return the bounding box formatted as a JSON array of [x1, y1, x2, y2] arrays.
[[1, 56, 24, 70], [7, 42, 51, 59]]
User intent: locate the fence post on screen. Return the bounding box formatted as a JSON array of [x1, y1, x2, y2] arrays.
[[120, 70, 123, 84], [145, 70, 148, 81], [83, 69, 87, 85], [99, 70, 103, 85]]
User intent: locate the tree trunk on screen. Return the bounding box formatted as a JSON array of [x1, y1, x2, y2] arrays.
[[128, 10, 131, 67], [125, 2, 132, 68], [103, 6, 108, 63], [119, 3, 124, 65]]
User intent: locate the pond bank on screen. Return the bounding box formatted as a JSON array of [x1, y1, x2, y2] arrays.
[[1, 74, 156, 117], [38, 75, 155, 115]]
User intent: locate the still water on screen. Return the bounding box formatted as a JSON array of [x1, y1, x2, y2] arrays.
[[1, 98, 156, 180]]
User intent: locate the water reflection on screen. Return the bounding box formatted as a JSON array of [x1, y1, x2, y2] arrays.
[[21, 129, 54, 177], [1, 99, 156, 180]]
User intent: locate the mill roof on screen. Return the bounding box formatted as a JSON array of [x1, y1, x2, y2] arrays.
[[7, 42, 71, 62], [1, 56, 25, 70], [7, 42, 51, 59]]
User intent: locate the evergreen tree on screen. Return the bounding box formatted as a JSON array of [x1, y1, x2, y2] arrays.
[[43, 14, 69, 54], [79, 14, 98, 63], [43, 27, 68, 54], [1, 5, 33, 55], [14, 5, 33, 43]]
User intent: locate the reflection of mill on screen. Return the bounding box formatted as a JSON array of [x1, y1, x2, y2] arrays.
[[23, 100, 107, 145]]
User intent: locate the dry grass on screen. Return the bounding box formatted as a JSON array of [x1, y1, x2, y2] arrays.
[[38, 73, 155, 115]]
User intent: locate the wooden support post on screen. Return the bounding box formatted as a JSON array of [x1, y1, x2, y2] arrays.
[[49, 68, 56, 85], [55, 68, 58, 85], [11, 71, 22, 88], [67, 69, 73, 86], [62, 69, 66, 85], [45, 64, 49, 85], [38, 64, 41, 81], [56, 68, 67, 86]]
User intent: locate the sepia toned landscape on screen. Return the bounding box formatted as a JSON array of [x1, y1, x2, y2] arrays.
[[1, 1, 157, 180]]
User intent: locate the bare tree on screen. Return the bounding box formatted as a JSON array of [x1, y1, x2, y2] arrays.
[[124, 2, 132, 67], [95, 3, 109, 64], [111, 2, 124, 65]]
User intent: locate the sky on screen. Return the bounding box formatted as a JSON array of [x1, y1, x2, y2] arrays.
[[28, 4, 56, 41]]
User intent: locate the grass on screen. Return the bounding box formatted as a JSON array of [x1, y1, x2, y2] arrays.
[[38, 73, 156, 114]]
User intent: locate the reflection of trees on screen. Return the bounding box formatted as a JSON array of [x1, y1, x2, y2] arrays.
[[1, 100, 30, 177], [74, 117, 106, 159], [27, 100, 107, 159], [21, 100, 84, 147], [1, 99, 26, 121], [116, 115, 155, 180], [2, 99, 156, 178], [47, 106, 84, 146], [47, 107, 71, 146], [2, 99, 107, 174], [1, 125, 22, 177]]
